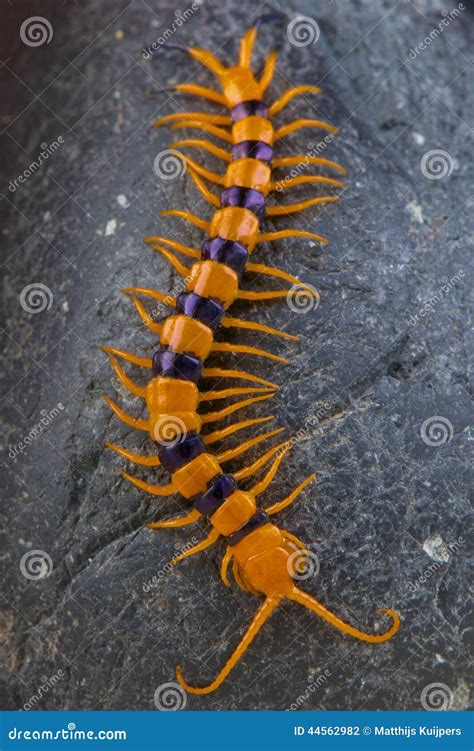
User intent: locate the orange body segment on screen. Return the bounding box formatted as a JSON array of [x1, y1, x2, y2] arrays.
[[225, 158, 271, 194], [210, 491, 256, 536], [161, 315, 214, 359], [232, 116, 274, 145], [171, 453, 222, 498], [210, 207, 259, 246], [186, 260, 239, 307]]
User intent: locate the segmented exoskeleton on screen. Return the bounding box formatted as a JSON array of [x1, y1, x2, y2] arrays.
[[104, 20, 399, 695]]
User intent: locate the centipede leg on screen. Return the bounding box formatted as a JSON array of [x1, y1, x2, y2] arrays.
[[160, 209, 210, 233], [122, 472, 175, 497], [201, 393, 275, 425], [172, 528, 220, 563], [176, 596, 281, 695], [234, 440, 290, 481], [204, 415, 275, 445], [220, 547, 233, 586], [268, 86, 322, 116], [106, 443, 160, 467], [217, 428, 284, 464], [188, 170, 220, 208], [267, 196, 338, 216], [259, 50, 278, 93], [288, 588, 401, 644], [107, 355, 146, 397], [101, 347, 151, 369], [174, 83, 226, 106], [250, 446, 290, 497], [170, 139, 231, 162], [266, 474, 316, 515], [202, 367, 278, 388], [103, 396, 149, 431], [148, 509, 201, 529]]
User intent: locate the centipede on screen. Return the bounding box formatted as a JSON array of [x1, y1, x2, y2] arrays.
[[103, 16, 400, 695]]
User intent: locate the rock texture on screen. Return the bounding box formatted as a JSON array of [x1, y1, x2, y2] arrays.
[[1, 0, 472, 711]]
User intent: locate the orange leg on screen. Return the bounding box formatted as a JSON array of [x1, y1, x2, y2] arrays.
[[238, 289, 291, 301], [144, 235, 200, 259], [257, 229, 328, 246], [122, 286, 176, 307], [176, 153, 224, 185], [107, 355, 145, 397], [188, 170, 220, 208], [204, 415, 275, 445], [234, 440, 290, 481], [275, 119, 337, 140], [250, 445, 290, 497], [100, 346, 151, 369], [220, 547, 233, 586], [222, 315, 299, 342], [259, 50, 278, 93], [266, 473, 316, 515], [212, 341, 288, 363], [273, 155, 347, 175], [174, 83, 226, 106], [155, 112, 231, 127], [103, 396, 148, 431], [152, 245, 190, 276], [217, 427, 284, 464], [160, 209, 209, 233], [267, 196, 338, 216], [128, 295, 163, 335], [246, 262, 320, 298], [172, 528, 220, 563], [200, 393, 274, 425], [170, 121, 232, 144], [239, 26, 257, 67], [270, 175, 344, 191], [184, 46, 226, 77], [148, 508, 201, 529], [288, 588, 401, 644], [199, 386, 275, 402], [170, 139, 231, 163], [202, 367, 277, 388], [122, 471, 175, 497], [268, 86, 322, 116], [176, 596, 281, 695], [106, 442, 160, 467]]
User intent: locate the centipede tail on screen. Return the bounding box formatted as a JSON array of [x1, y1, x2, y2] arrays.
[[104, 22, 400, 695]]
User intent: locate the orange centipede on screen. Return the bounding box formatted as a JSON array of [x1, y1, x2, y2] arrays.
[[103, 17, 400, 695]]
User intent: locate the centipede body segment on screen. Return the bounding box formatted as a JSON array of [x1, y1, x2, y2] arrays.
[[104, 19, 400, 695]]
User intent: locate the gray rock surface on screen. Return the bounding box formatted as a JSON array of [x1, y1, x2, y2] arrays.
[[1, 0, 472, 711]]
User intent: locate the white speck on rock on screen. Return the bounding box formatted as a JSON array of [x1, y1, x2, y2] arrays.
[[62, 300, 69, 312], [423, 534, 450, 563], [413, 132, 425, 146], [105, 218, 117, 236], [116, 194, 129, 208], [406, 201, 424, 224]]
